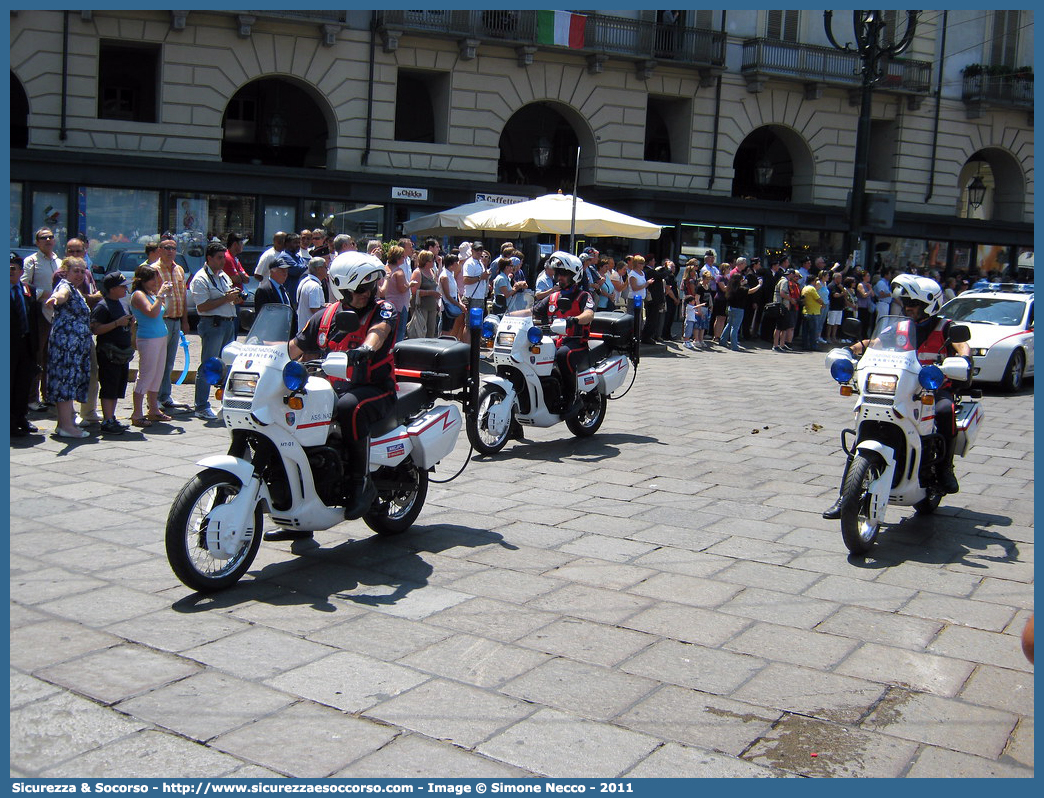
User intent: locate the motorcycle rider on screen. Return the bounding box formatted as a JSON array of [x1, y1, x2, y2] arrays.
[[507, 251, 595, 418], [287, 253, 398, 532], [823, 273, 971, 519]]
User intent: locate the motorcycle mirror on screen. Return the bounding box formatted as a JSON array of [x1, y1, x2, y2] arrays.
[[334, 310, 360, 333], [947, 323, 971, 344], [841, 317, 862, 340]]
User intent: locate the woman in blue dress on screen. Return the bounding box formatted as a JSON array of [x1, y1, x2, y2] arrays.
[[43, 257, 92, 438]]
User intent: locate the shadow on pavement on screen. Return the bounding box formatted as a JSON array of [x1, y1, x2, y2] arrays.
[[169, 522, 515, 614], [847, 508, 1020, 569]]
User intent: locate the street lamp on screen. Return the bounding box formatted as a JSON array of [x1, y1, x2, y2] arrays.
[[266, 112, 287, 148], [755, 154, 774, 187], [532, 136, 552, 168], [825, 10, 918, 267], [967, 175, 987, 210]]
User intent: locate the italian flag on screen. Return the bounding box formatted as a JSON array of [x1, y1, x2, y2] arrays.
[[536, 10, 586, 49]]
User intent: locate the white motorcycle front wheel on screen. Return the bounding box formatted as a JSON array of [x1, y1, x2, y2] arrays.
[[466, 384, 512, 455], [839, 454, 884, 556], [166, 468, 263, 592]]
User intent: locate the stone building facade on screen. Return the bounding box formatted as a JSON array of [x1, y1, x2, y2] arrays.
[[10, 9, 1034, 275]]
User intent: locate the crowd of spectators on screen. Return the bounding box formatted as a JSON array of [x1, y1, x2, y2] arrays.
[[9, 223, 1000, 443]]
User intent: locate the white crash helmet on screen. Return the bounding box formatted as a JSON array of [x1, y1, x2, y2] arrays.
[[328, 252, 385, 302], [891, 273, 943, 316], [546, 251, 583, 282]]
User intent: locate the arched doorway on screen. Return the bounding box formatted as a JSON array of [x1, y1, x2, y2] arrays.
[[498, 102, 583, 193], [731, 125, 814, 204], [11, 72, 29, 149], [221, 77, 331, 168], [958, 148, 1025, 223]]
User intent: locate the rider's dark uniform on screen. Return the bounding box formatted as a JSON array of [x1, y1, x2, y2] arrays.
[[911, 314, 962, 451], [532, 283, 595, 409], [294, 299, 398, 449]]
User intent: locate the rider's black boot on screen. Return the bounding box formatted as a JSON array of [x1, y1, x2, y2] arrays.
[[344, 436, 377, 520], [822, 455, 852, 519], [821, 495, 843, 520], [938, 437, 960, 494], [563, 393, 583, 420]]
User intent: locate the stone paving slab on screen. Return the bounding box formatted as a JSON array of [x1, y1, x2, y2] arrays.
[[9, 336, 1033, 778]]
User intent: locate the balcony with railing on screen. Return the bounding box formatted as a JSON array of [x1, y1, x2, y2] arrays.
[[741, 38, 932, 105], [962, 70, 1033, 118], [377, 11, 725, 80]]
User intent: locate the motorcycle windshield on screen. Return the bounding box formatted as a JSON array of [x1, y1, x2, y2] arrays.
[[244, 303, 293, 346], [866, 315, 920, 354]]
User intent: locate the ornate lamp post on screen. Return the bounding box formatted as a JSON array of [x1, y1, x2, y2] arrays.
[[824, 11, 918, 267]]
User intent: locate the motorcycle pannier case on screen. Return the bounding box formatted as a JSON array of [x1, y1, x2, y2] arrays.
[[954, 400, 984, 457], [590, 312, 634, 351], [393, 338, 470, 392]]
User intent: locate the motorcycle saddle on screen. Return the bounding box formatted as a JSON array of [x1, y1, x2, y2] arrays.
[[369, 383, 431, 437]]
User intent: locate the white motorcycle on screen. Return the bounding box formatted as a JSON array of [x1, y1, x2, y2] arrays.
[[825, 315, 982, 555], [165, 303, 480, 592], [465, 305, 639, 455]]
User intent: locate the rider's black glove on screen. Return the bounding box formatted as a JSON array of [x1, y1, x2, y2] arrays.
[[347, 344, 374, 366], [565, 317, 581, 336]]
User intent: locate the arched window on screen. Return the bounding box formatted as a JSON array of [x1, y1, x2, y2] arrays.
[[221, 77, 329, 168]]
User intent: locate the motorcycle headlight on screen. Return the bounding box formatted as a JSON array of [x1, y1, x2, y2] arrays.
[[527, 325, 543, 345], [918, 364, 944, 391], [496, 331, 516, 348], [282, 360, 307, 392], [200, 357, 226, 386], [830, 358, 855, 383], [228, 372, 260, 396], [481, 319, 497, 340], [866, 373, 898, 395]]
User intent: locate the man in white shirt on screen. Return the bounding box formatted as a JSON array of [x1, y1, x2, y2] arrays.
[[296, 257, 329, 332], [461, 240, 490, 313], [254, 231, 287, 281], [189, 242, 242, 419]]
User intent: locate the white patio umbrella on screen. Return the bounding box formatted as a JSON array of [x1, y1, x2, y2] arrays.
[[461, 192, 662, 240], [401, 200, 503, 237]]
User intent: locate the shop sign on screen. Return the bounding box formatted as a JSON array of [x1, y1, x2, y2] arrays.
[[475, 192, 527, 206], [392, 186, 428, 201]]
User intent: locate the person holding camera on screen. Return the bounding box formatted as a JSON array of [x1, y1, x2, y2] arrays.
[[189, 242, 243, 420]]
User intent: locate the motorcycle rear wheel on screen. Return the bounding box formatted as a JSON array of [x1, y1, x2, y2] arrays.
[[565, 391, 607, 437], [166, 468, 263, 592], [466, 384, 511, 455], [839, 454, 884, 556], [364, 462, 429, 536]]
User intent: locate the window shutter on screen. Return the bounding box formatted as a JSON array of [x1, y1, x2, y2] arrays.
[[768, 10, 799, 42], [990, 10, 1019, 67]]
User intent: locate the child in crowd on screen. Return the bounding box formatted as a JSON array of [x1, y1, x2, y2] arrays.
[[682, 296, 698, 350]]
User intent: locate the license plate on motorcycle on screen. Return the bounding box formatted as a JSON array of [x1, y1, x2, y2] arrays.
[[496, 332, 516, 348]]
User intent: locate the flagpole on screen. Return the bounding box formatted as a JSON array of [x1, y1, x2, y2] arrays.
[[568, 145, 580, 254]]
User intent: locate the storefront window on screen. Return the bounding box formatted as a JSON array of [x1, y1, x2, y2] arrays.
[[263, 202, 296, 243], [31, 188, 69, 245], [11, 182, 23, 247], [1015, 247, 1033, 282], [318, 201, 384, 241], [167, 192, 256, 256], [679, 224, 756, 264], [977, 244, 1012, 278], [782, 229, 844, 267], [80, 186, 160, 256]]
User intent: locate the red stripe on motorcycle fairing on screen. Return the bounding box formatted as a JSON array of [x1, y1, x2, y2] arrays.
[[297, 420, 331, 429]]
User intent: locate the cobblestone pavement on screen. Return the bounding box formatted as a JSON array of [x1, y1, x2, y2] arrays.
[[10, 332, 1034, 778]]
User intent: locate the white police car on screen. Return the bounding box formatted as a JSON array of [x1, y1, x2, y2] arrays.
[[939, 282, 1033, 391]]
